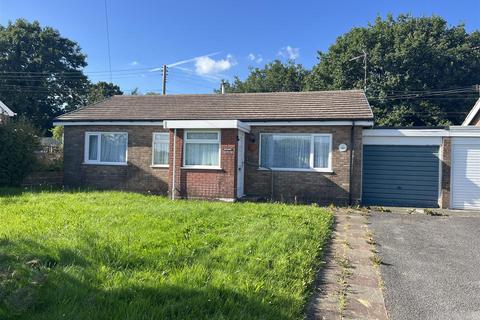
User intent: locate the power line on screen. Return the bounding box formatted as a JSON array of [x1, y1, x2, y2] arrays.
[[104, 0, 113, 82]]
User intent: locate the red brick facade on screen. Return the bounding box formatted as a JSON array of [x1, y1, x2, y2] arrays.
[[244, 125, 363, 205], [439, 137, 452, 208], [64, 125, 170, 193], [63, 124, 364, 204], [168, 129, 238, 200]]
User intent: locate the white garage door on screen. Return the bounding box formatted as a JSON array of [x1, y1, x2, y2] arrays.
[[452, 138, 480, 209]]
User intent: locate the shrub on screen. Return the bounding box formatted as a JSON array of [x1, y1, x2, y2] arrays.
[[0, 119, 40, 186], [50, 125, 63, 143]]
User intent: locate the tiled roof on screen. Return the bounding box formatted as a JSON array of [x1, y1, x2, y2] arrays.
[[55, 90, 373, 122]]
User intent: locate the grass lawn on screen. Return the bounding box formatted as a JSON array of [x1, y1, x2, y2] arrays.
[[0, 189, 333, 320]]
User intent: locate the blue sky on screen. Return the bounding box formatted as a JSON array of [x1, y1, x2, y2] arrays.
[[1, 0, 479, 94]]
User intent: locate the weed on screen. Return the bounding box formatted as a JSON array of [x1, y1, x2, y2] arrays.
[[371, 254, 383, 267]]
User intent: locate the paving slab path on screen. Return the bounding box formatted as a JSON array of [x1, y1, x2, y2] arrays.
[[307, 210, 388, 320]]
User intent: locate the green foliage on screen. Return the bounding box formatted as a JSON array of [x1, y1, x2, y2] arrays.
[[86, 81, 123, 105], [305, 15, 480, 126], [0, 19, 90, 131], [0, 190, 333, 319], [49, 125, 63, 142], [220, 60, 309, 93], [0, 119, 40, 186]]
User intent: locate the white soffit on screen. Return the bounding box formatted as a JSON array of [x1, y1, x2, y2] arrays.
[[244, 120, 374, 126], [163, 120, 251, 132]]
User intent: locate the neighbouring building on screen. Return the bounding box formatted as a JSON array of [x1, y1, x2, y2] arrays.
[[0, 100, 16, 124], [53, 90, 374, 205]]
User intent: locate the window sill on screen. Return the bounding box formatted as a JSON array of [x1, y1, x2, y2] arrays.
[[181, 166, 223, 171], [257, 167, 333, 173], [83, 162, 128, 166], [151, 165, 169, 168]]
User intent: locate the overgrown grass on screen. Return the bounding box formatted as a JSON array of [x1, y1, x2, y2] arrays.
[[0, 189, 333, 320]]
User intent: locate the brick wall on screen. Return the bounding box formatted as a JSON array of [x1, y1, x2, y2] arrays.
[[439, 137, 452, 208], [244, 125, 363, 205], [64, 125, 169, 193], [63, 124, 363, 204], [169, 129, 237, 200]]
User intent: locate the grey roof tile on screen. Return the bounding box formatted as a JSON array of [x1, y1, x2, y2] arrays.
[[55, 90, 373, 122]]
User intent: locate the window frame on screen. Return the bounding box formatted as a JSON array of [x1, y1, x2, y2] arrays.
[[151, 132, 170, 167], [182, 130, 222, 169], [84, 131, 128, 166], [258, 133, 333, 172]]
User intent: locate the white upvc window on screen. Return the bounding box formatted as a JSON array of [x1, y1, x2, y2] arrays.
[[183, 130, 221, 169], [259, 133, 332, 172], [84, 132, 128, 165], [152, 132, 170, 167]]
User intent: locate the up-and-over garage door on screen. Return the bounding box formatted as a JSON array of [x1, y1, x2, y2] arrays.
[[451, 138, 480, 209], [362, 145, 440, 207]]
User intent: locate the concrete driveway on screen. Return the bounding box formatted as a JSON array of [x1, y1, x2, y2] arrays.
[[369, 209, 480, 320]]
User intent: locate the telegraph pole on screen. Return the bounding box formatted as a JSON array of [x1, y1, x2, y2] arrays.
[[162, 65, 168, 95], [349, 50, 367, 92]]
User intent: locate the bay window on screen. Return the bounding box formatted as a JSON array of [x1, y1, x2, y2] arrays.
[[85, 132, 128, 165], [260, 133, 332, 171], [183, 131, 220, 168], [152, 133, 170, 166]]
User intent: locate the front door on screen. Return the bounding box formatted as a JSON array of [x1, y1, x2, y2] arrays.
[[237, 131, 245, 198]]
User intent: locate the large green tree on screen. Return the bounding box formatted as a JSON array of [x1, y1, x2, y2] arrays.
[[0, 19, 90, 131], [221, 60, 309, 93], [305, 15, 480, 126], [86, 81, 123, 105]]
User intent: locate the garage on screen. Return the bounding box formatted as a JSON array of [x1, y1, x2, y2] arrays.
[[362, 145, 440, 207], [451, 137, 480, 209]]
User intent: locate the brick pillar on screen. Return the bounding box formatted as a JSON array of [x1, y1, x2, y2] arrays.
[[168, 129, 183, 199], [351, 126, 363, 205], [439, 137, 451, 208]]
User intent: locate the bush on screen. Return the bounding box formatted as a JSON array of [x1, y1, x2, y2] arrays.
[[0, 119, 40, 186]]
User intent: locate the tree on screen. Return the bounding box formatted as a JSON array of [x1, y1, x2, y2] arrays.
[[86, 81, 123, 105], [0, 19, 90, 131], [220, 60, 309, 93], [305, 15, 480, 126]]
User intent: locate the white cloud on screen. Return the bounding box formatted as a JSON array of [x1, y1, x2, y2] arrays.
[[195, 54, 237, 75], [278, 46, 300, 60], [247, 53, 263, 63], [129, 60, 140, 66]]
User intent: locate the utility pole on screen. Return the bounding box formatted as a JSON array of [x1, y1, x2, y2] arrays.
[[362, 50, 367, 92], [349, 50, 367, 92], [162, 65, 168, 95]]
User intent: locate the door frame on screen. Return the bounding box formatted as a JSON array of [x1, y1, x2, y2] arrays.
[[237, 131, 245, 198]]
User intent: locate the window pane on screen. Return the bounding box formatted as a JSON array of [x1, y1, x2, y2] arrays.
[[186, 132, 218, 140], [100, 133, 127, 163], [261, 134, 310, 168], [153, 134, 169, 165], [88, 135, 98, 160], [154, 133, 169, 142], [314, 136, 330, 168], [185, 143, 219, 166]]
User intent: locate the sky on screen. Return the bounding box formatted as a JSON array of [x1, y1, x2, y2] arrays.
[[0, 0, 479, 94]]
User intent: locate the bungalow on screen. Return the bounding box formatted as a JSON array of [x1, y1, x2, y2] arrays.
[[53, 90, 374, 205], [0, 100, 16, 124]]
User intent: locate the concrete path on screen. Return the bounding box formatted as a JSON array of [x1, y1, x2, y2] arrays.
[[369, 209, 480, 320], [308, 210, 388, 320]]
